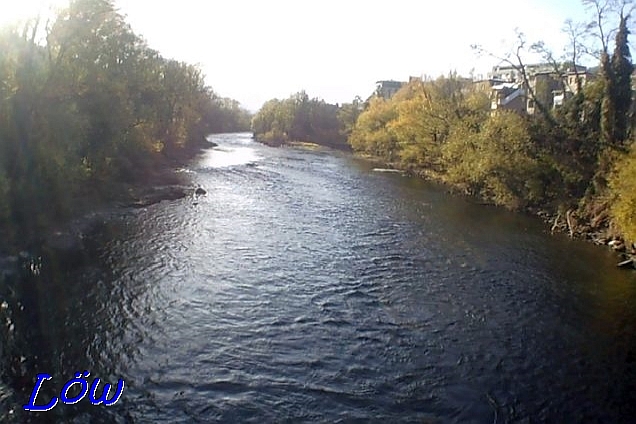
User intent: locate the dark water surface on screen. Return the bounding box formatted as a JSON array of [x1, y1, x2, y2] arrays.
[[2, 132, 636, 422]]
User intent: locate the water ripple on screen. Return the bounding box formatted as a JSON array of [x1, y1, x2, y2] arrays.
[[5, 133, 636, 423]]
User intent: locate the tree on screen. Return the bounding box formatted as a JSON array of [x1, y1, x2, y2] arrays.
[[472, 31, 557, 125], [337, 96, 364, 137], [388, 76, 473, 171], [252, 92, 346, 148], [581, 0, 635, 148], [251, 98, 293, 144], [204, 97, 252, 133], [611, 13, 634, 143], [0, 0, 244, 246], [443, 111, 543, 209], [609, 143, 636, 240], [349, 96, 398, 159]]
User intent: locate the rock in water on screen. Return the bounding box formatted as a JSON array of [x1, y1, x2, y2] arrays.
[[609, 239, 626, 252], [195, 187, 206, 196]]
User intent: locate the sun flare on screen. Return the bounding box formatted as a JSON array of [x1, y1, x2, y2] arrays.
[[0, 0, 68, 28]]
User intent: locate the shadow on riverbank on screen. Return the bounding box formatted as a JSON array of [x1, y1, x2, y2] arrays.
[[0, 137, 220, 265]]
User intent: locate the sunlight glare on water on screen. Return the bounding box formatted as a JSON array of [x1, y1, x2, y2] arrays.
[[201, 142, 260, 168]]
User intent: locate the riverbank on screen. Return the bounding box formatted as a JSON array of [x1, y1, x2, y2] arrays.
[[254, 134, 352, 152], [402, 155, 636, 267], [350, 151, 636, 268], [0, 136, 223, 416], [0, 137, 219, 267]]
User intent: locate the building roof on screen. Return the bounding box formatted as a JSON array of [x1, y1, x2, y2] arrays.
[[492, 82, 521, 90], [376, 80, 404, 87]]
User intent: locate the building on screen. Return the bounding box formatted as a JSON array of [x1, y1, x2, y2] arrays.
[[486, 63, 593, 115], [490, 82, 526, 114], [375, 80, 405, 99], [526, 71, 562, 114], [563, 65, 592, 95], [488, 63, 554, 83], [473, 78, 505, 93]]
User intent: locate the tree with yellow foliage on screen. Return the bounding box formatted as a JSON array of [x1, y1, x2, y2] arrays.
[[609, 145, 636, 240]]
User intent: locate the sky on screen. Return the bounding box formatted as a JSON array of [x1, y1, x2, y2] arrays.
[[0, 0, 606, 111]]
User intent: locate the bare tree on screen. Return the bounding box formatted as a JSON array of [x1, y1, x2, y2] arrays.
[[583, 0, 616, 58], [581, 0, 635, 76], [472, 30, 556, 124], [564, 19, 588, 93]]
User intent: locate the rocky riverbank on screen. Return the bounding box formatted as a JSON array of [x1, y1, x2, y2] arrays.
[[539, 206, 636, 269]]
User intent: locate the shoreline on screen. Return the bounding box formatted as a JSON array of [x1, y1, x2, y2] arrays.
[[41, 130, 629, 272], [0, 137, 218, 265], [256, 137, 635, 269], [253, 135, 352, 152], [365, 154, 636, 267]]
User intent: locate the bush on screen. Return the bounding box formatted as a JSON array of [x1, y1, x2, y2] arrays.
[[443, 111, 542, 209], [609, 144, 636, 240]]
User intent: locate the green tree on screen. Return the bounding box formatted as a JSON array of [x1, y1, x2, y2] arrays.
[[252, 92, 346, 148], [611, 13, 634, 143], [251, 98, 292, 144], [600, 52, 617, 148], [0, 0, 244, 247], [338, 96, 364, 137]]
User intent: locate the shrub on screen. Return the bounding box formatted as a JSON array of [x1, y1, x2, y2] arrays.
[[609, 144, 636, 240]]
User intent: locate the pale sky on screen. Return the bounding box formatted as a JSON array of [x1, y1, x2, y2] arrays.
[[1, 0, 604, 111]]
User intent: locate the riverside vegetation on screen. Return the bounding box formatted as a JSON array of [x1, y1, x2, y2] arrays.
[[252, 1, 636, 250], [0, 0, 251, 252]]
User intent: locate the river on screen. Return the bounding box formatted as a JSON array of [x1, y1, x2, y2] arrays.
[[2, 132, 636, 423]]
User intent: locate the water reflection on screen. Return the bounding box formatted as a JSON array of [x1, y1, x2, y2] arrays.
[[201, 142, 259, 169], [0, 240, 134, 422]]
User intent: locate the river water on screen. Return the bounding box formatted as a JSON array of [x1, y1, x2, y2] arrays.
[[2, 132, 636, 423]]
